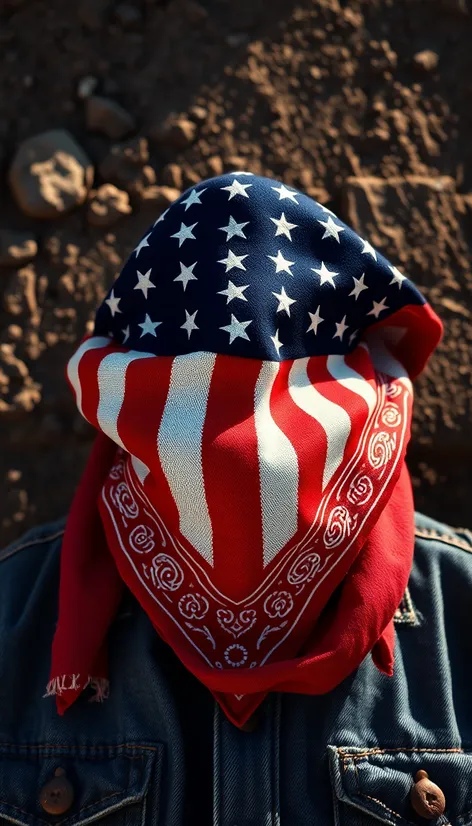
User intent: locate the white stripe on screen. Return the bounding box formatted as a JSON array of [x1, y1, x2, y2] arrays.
[[67, 337, 111, 417], [288, 358, 351, 491], [327, 354, 377, 413], [254, 362, 299, 567], [158, 352, 216, 565], [131, 455, 150, 484], [97, 351, 154, 448]]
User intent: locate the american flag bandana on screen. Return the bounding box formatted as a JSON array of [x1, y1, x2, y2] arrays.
[[48, 173, 442, 726]]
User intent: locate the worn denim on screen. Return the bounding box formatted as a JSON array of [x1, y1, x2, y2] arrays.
[[1, 512, 472, 826]]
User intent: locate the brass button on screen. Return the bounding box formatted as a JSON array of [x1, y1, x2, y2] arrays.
[[410, 770, 446, 820], [39, 767, 74, 816]]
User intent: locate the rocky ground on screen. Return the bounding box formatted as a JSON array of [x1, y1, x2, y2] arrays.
[[1, 0, 471, 545]]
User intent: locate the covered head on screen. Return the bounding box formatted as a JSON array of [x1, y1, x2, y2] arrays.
[[56, 173, 442, 725]]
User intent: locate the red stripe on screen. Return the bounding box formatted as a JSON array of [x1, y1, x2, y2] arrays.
[[307, 353, 375, 490], [269, 357, 327, 537], [201, 355, 263, 597], [117, 355, 180, 533]]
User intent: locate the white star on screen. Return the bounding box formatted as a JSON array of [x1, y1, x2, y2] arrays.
[[389, 265, 407, 288], [349, 330, 359, 346], [171, 221, 198, 247], [218, 249, 248, 272], [139, 313, 161, 338], [174, 261, 198, 291], [272, 286, 296, 316], [181, 188, 207, 211], [230, 170, 254, 176], [219, 215, 249, 241], [311, 261, 339, 287], [271, 183, 299, 203], [154, 208, 169, 226], [318, 216, 345, 243], [122, 325, 130, 344], [333, 315, 349, 341], [105, 289, 122, 317], [220, 314, 252, 344], [181, 309, 199, 339], [360, 238, 377, 260], [368, 297, 389, 319], [267, 249, 295, 276], [349, 272, 369, 300], [270, 212, 298, 241], [218, 280, 249, 304], [271, 329, 283, 357], [134, 233, 151, 257], [221, 179, 253, 199], [134, 268, 156, 299], [306, 306, 324, 335]]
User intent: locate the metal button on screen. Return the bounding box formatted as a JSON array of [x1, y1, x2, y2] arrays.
[[410, 770, 446, 820], [39, 767, 74, 816]]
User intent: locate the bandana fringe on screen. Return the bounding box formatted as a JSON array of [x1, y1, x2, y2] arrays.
[[44, 675, 109, 703]]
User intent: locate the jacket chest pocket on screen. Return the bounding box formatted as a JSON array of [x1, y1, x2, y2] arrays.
[[0, 744, 162, 826], [329, 746, 472, 826]]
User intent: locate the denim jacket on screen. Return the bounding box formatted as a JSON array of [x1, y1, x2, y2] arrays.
[[1, 511, 472, 826]]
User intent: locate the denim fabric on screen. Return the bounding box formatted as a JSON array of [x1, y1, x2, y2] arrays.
[[1, 512, 472, 826]]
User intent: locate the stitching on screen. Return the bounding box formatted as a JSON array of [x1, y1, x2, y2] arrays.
[[358, 793, 404, 822], [414, 527, 472, 553], [394, 587, 418, 626], [0, 530, 65, 564], [339, 747, 463, 760]]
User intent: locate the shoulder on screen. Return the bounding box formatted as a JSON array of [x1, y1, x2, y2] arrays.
[[414, 511, 472, 555], [0, 517, 65, 564], [0, 518, 65, 611]]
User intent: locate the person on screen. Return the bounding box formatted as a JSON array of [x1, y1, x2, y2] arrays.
[[1, 172, 471, 826]]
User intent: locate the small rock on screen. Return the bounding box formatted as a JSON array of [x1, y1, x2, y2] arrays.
[[5, 325, 22, 342], [0, 230, 37, 267], [150, 116, 197, 149], [99, 137, 149, 190], [207, 155, 224, 177], [413, 50, 439, 71], [137, 185, 180, 209], [8, 130, 93, 219], [182, 166, 202, 186], [0, 344, 41, 414], [161, 163, 183, 190], [114, 2, 143, 27], [86, 96, 136, 140], [188, 105, 208, 123], [7, 469, 22, 483], [87, 183, 132, 227], [3, 265, 40, 327], [77, 75, 99, 99]]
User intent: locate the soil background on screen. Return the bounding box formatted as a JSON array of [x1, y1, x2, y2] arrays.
[[1, 0, 471, 546]]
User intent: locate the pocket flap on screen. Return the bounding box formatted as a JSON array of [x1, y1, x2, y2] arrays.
[[0, 744, 161, 826], [328, 745, 472, 826]]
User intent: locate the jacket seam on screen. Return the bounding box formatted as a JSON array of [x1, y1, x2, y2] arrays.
[[414, 527, 472, 553], [358, 792, 404, 822], [339, 746, 463, 760], [0, 530, 65, 564]]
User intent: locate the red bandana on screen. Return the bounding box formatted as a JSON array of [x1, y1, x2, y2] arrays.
[[47, 175, 442, 727]]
